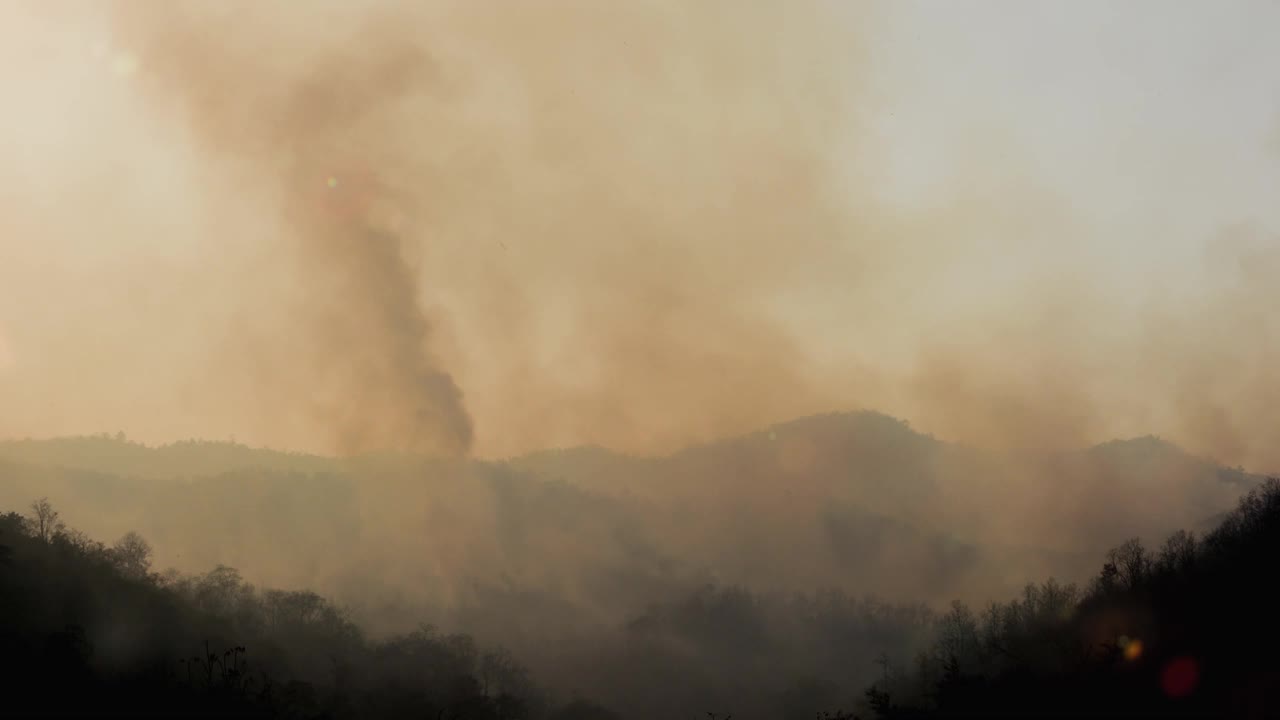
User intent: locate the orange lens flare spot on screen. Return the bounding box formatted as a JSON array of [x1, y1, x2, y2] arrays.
[[1122, 639, 1143, 661]]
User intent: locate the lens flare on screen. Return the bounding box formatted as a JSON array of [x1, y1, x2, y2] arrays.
[[111, 51, 139, 78], [1123, 638, 1143, 661], [1161, 656, 1200, 698]]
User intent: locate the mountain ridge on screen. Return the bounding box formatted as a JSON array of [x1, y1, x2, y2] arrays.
[[1, 409, 1259, 478], [0, 409, 1262, 627]]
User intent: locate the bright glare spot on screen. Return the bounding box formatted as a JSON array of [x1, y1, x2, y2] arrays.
[[1122, 638, 1143, 661], [111, 52, 138, 78]]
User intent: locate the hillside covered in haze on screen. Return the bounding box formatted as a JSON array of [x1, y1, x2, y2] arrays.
[[0, 411, 1260, 717], [0, 411, 1255, 608], [5, 0, 1280, 716], [1, 427, 1275, 718]]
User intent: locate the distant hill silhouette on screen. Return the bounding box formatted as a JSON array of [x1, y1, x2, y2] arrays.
[[0, 413, 1272, 718], [0, 412, 1260, 609], [0, 435, 333, 479], [511, 411, 1259, 588]]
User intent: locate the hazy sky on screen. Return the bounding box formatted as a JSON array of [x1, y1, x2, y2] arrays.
[[870, 1, 1279, 253], [1, 1, 1277, 469], [799, 0, 1280, 355]]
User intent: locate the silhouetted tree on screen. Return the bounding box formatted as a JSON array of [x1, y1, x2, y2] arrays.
[[1106, 537, 1151, 590], [27, 497, 64, 542], [110, 530, 153, 579]]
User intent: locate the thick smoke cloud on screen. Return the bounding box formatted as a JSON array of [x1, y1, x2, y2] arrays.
[[108, 2, 474, 456], [0, 1, 1277, 472], [89, 0, 867, 459]]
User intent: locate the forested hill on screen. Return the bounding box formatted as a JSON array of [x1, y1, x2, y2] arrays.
[[0, 504, 555, 719], [0, 414, 1274, 718], [0, 412, 1261, 613], [1, 460, 1276, 717], [866, 477, 1280, 718], [0, 435, 334, 479]]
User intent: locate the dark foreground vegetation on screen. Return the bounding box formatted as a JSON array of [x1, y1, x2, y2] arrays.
[[2, 475, 1278, 718], [0, 500, 546, 719], [868, 478, 1280, 719]]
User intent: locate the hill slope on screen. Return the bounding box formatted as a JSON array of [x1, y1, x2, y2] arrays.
[[0, 412, 1259, 613]]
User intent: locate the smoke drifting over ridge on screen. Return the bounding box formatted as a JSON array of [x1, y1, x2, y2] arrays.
[[1, 1, 1278, 470], [112, 4, 474, 456], [10, 0, 866, 459]]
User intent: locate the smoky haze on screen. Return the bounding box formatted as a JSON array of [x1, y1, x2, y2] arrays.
[[0, 0, 1278, 471], [3, 6, 1280, 716]]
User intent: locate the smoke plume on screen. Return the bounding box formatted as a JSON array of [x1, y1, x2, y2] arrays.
[[0, 1, 1277, 471]]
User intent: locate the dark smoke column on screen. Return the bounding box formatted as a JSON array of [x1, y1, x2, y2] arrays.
[[313, 219, 474, 457], [112, 3, 475, 457], [289, 166, 474, 458]]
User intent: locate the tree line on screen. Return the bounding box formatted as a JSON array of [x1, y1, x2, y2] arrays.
[[0, 497, 606, 719], [864, 478, 1280, 718], [5, 475, 1279, 718]]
